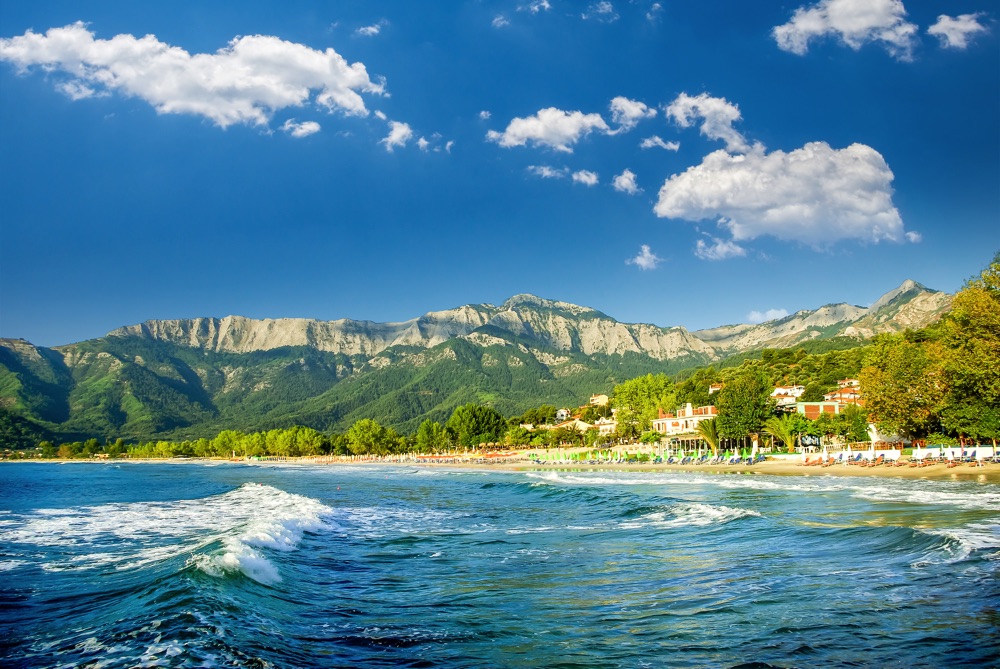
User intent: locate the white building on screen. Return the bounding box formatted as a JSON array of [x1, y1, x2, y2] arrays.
[[650, 403, 718, 436]]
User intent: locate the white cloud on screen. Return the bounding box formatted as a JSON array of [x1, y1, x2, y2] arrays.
[[666, 92, 749, 153], [58, 80, 102, 100], [747, 308, 790, 323], [417, 136, 430, 151], [528, 165, 569, 179], [445, 140, 454, 153], [609, 96, 656, 132], [772, 0, 918, 61], [374, 110, 388, 121], [380, 121, 413, 152], [492, 15, 511, 28], [695, 237, 747, 261], [583, 2, 619, 22], [626, 245, 662, 270], [572, 170, 599, 186], [647, 3, 663, 22], [905, 230, 922, 243], [640, 135, 680, 151], [520, 0, 551, 13], [612, 169, 641, 194], [927, 13, 989, 49], [0, 22, 385, 128], [479, 110, 491, 120], [487, 107, 611, 153], [281, 119, 321, 138], [656, 142, 907, 247], [355, 20, 388, 37]]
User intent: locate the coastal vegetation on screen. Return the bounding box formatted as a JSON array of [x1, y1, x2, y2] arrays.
[[2, 254, 996, 459]]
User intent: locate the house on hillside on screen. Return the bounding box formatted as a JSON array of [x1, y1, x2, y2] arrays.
[[555, 408, 573, 422], [824, 387, 863, 406], [837, 379, 860, 389], [771, 385, 806, 408], [651, 403, 718, 436], [708, 383, 724, 395], [589, 394, 609, 407]]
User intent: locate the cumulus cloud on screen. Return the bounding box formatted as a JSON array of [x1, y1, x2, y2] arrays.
[[417, 137, 430, 151], [747, 308, 790, 323], [355, 20, 388, 37], [572, 170, 599, 186], [666, 93, 749, 153], [695, 237, 747, 261], [492, 15, 511, 28], [609, 96, 657, 132], [772, 0, 918, 61], [627, 245, 662, 270], [656, 142, 907, 247], [487, 107, 611, 153], [281, 119, 321, 138], [583, 2, 619, 22], [612, 169, 641, 194], [0, 22, 385, 128], [640, 135, 680, 151], [479, 110, 491, 120], [905, 230, 922, 243], [927, 13, 989, 49], [528, 165, 569, 179], [380, 121, 413, 152]]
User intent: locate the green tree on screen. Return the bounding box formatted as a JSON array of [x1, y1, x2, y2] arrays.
[[934, 253, 1000, 442], [346, 418, 398, 455], [715, 370, 773, 440], [446, 403, 507, 448], [415, 419, 450, 452], [859, 334, 945, 438], [612, 373, 677, 437], [763, 414, 798, 453], [695, 418, 720, 455]]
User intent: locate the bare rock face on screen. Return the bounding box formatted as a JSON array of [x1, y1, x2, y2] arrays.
[[103, 281, 951, 363]]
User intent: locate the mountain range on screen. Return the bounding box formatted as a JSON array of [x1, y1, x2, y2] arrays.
[[0, 280, 951, 443]]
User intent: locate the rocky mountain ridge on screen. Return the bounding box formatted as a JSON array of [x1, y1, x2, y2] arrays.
[[104, 282, 951, 362]]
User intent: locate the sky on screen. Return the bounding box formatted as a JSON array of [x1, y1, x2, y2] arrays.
[[0, 0, 997, 347]]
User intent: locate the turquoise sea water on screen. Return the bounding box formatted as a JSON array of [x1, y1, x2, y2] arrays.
[[0, 462, 997, 668]]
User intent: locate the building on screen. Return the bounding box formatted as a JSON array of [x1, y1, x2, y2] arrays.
[[651, 403, 718, 436], [771, 385, 806, 408], [589, 394, 610, 407], [555, 408, 573, 422], [837, 379, 860, 389], [794, 401, 841, 420], [593, 416, 617, 436], [548, 419, 593, 433], [708, 383, 724, 395], [823, 387, 863, 406]]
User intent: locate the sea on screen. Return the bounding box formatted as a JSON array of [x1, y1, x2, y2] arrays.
[[0, 462, 997, 669]]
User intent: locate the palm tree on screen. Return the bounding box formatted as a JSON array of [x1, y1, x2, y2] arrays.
[[696, 418, 721, 455], [763, 414, 797, 453]]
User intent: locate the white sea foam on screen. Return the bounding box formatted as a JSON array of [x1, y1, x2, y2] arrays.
[[914, 520, 1000, 566], [0, 483, 333, 584], [620, 503, 761, 530]]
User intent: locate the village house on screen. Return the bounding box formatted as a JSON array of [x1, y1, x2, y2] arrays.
[[771, 385, 806, 408], [593, 416, 617, 436], [708, 383, 724, 394], [837, 378, 860, 389], [651, 403, 718, 436], [588, 394, 609, 407], [555, 408, 573, 422], [823, 386, 863, 405]]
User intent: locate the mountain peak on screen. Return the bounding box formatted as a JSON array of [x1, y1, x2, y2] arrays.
[[500, 294, 601, 317], [869, 279, 931, 313]]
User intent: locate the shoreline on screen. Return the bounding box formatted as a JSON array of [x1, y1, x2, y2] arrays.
[[8, 455, 998, 482]]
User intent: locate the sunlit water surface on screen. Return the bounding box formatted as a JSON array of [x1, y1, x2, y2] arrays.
[[1, 462, 997, 668]]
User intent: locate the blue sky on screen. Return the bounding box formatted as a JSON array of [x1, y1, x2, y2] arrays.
[[1, 1, 997, 347]]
